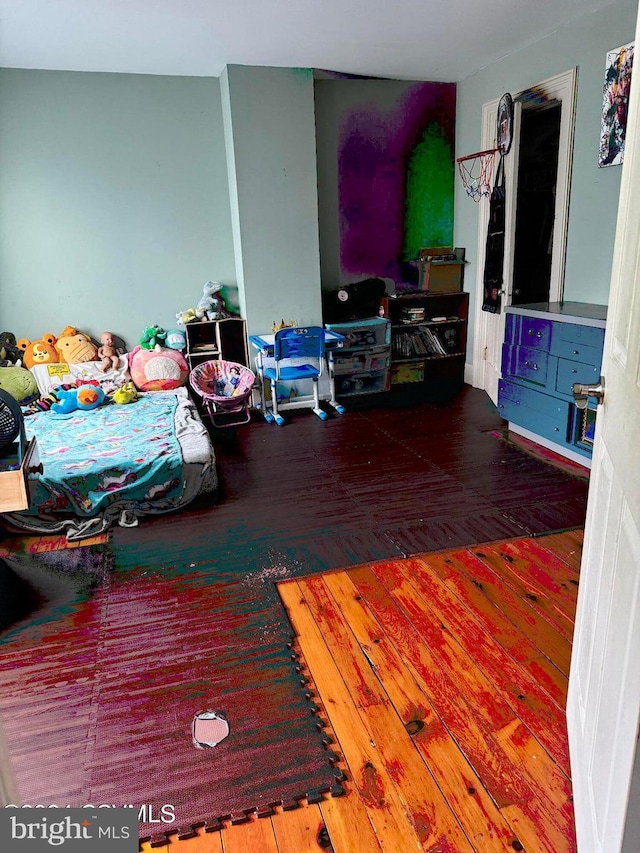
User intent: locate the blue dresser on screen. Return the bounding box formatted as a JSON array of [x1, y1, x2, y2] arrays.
[[498, 302, 606, 465]]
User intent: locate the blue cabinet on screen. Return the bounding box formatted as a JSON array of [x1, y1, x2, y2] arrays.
[[498, 305, 606, 463]]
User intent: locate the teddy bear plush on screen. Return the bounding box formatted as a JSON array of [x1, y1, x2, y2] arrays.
[[17, 333, 60, 369]]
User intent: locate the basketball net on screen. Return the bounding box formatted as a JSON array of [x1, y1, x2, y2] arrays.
[[457, 148, 498, 202]]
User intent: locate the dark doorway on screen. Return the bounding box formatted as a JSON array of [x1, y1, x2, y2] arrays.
[[512, 102, 562, 305]]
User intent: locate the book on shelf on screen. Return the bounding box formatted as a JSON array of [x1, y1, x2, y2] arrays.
[[392, 327, 451, 358]]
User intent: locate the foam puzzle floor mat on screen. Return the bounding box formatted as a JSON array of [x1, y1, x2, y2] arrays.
[[0, 541, 342, 845]]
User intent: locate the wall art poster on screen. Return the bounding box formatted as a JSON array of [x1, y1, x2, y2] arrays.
[[599, 41, 634, 167]]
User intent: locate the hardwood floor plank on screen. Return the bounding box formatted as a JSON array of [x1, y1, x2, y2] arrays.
[[218, 817, 279, 852], [347, 563, 576, 846], [319, 788, 384, 853], [470, 544, 576, 643], [269, 804, 328, 853], [537, 530, 583, 572], [279, 579, 437, 853], [321, 571, 527, 853], [493, 718, 575, 846], [399, 555, 569, 771], [434, 547, 572, 675], [296, 574, 388, 709], [299, 575, 477, 853], [421, 549, 568, 707], [496, 539, 580, 617], [499, 804, 575, 853], [346, 565, 532, 809], [161, 828, 224, 852]]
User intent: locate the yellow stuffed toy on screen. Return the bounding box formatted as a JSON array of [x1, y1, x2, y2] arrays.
[[55, 327, 98, 364], [113, 381, 138, 405]]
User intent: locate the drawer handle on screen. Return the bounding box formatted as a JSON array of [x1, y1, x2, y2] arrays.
[[527, 329, 543, 338], [573, 350, 579, 355], [524, 361, 540, 370], [571, 369, 577, 374], [28, 463, 44, 475]]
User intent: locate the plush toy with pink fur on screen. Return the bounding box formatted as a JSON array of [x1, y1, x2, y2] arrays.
[[128, 345, 188, 391]]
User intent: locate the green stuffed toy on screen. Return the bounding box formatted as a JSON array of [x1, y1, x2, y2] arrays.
[[0, 364, 39, 405], [140, 325, 167, 350]]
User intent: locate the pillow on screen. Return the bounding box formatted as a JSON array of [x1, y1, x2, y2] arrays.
[[128, 345, 188, 392], [29, 356, 130, 396]]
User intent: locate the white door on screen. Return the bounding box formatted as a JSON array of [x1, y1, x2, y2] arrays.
[[566, 9, 640, 850], [472, 100, 522, 404], [472, 70, 576, 404]]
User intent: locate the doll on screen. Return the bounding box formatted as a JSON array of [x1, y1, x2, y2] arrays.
[[97, 331, 120, 372]]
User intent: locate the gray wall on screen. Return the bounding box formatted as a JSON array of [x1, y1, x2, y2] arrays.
[[221, 65, 322, 336], [454, 0, 638, 358], [0, 69, 236, 349]]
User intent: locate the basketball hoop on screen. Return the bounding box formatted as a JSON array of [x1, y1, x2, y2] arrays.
[[457, 148, 499, 201]]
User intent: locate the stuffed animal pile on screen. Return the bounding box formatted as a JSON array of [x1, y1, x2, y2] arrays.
[[16, 327, 100, 369]]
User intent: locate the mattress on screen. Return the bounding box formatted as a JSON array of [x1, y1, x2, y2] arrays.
[[3, 388, 217, 540]]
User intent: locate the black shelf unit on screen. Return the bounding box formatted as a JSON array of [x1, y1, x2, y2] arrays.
[[384, 291, 469, 403], [184, 317, 249, 371]]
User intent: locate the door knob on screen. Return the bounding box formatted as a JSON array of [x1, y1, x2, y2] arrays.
[[572, 377, 605, 410]]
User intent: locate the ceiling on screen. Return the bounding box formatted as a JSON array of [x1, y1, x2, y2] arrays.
[[0, 0, 617, 82]]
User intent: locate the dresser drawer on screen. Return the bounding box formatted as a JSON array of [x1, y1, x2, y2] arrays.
[[552, 322, 604, 349], [499, 378, 568, 420], [550, 337, 603, 365], [502, 345, 550, 387], [518, 317, 553, 350], [556, 358, 601, 398], [498, 383, 570, 443]]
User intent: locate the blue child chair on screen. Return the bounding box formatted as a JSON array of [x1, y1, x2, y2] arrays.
[[264, 326, 328, 425]]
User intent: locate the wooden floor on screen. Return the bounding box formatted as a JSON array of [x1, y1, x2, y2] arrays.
[[144, 528, 581, 853]]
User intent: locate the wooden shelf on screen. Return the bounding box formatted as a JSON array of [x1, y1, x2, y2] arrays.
[[184, 317, 249, 371], [386, 291, 469, 402]]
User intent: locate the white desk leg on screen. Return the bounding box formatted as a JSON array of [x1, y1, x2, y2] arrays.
[[254, 351, 274, 423], [326, 351, 345, 415]]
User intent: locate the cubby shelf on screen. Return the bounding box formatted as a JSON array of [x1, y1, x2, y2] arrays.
[[382, 290, 469, 401]]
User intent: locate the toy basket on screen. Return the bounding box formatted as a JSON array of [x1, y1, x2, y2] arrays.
[[189, 359, 255, 427]]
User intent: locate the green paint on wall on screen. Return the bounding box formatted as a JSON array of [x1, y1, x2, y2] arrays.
[[403, 123, 454, 259]]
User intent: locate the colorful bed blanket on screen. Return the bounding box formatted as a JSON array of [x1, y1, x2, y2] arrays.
[[22, 393, 185, 518]]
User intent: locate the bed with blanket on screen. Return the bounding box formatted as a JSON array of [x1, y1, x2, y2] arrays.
[[3, 377, 217, 541]]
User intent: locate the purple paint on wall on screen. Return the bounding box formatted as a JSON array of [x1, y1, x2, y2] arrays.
[[338, 82, 455, 282]]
